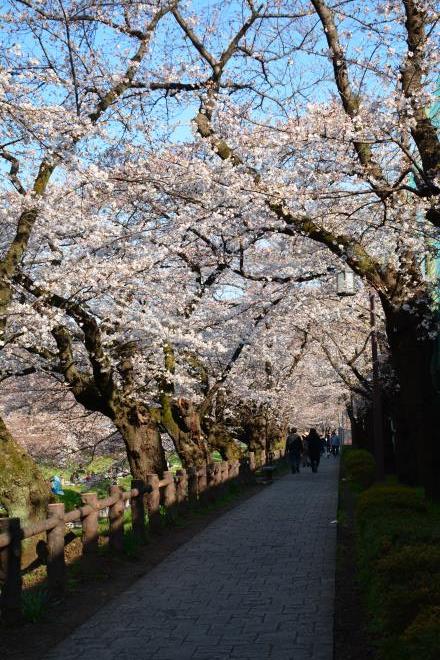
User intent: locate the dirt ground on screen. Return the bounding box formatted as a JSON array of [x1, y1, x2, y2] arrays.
[[2, 484, 263, 660], [334, 482, 376, 660]]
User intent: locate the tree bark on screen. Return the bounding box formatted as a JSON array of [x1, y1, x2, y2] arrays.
[[382, 296, 440, 498], [206, 423, 243, 461], [113, 406, 166, 479], [161, 399, 210, 469], [0, 414, 52, 523], [237, 412, 267, 464]]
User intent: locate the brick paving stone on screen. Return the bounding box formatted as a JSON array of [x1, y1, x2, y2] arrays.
[[46, 459, 339, 660]]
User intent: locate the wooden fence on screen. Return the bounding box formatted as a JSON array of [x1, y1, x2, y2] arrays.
[[0, 450, 284, 622]]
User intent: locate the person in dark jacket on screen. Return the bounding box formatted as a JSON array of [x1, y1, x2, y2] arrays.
[[330, 430, 340, 457], [305, 428, 322, 473], [285, 427, 303, 474]]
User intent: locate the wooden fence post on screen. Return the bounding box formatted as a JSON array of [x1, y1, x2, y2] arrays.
[[47, 503, 66, 596], [109, 485, 124, 552], [0, 518, 22, 624], [249, 451, 256, 472], [162, 471, 176, 509], [197, 462, 208, 504], [187, 466, 198, 504], [145, 474, 161, 532], [206, 463, 217, 502], [81, 492, 99, 555], [214, 462, 222, 486], [131, 480, 147, 541], [207, 462, 215, 488], [239, 457, 250, 484], [232, 460, 240, 479], [260, 449, 266, 466], [221, 461, 229, 484], [175, 469, 188, 512]]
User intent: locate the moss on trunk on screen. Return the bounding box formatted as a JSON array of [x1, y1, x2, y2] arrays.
[[0, 414, 52, 524], [206, 424, 243, 461]]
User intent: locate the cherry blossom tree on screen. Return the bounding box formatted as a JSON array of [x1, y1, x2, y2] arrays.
[[3, 0, 439, 522], [0, 0, 182, 521], [2, 137, 346, 480], [161, 0, 440, 497]]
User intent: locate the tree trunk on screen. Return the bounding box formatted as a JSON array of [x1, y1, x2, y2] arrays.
[[206, 424, 243, 461], [346, 401, 371, 451], [265, 418, 287, 456], [0, 414, 52, 524], [114, 406, 166, 479], [382, 298, 440, 499], [238, 413, 266, 465], [160, 397, 210, 469], [173, 431, 210, 469]]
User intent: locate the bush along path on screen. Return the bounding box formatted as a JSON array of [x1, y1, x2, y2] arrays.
[[45, 459, 339, 660], [337, 448, 440, 660]]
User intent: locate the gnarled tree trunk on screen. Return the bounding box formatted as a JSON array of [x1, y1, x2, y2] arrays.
[[206, 423, 243, 461], [113, 405, 166, 479], [238, 412, 267, 465], [0, 414, 52, 524], [161, 397, 210, 469]]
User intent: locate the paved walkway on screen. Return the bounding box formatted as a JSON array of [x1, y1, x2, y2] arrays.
[[46, 458, 339, 660]]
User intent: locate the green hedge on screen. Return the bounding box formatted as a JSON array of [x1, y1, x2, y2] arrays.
[[341, 447, 376, 490], [354, 482, 440, 660], [403, 606, 440, 660], [357, 485, 427, 522]]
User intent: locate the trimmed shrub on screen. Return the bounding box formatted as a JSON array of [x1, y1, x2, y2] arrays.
[[357, 510, 439, 573], [357, 485, 427, 523], [402, 606, 440, 660], [351, 477, 440, 659], [342, 449, 376, 489], [379, 576, 440, 634], [376, 544, 440, 587], [367, 545, 440, 634]]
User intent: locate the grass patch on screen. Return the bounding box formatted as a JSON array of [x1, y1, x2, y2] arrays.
[[22, 588, 49, 623], [56, 488, 82, 512]]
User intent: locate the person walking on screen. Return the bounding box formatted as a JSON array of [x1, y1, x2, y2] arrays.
[[285, 427, 303, 474], [302, 434, 310, 468], [330, 430, 340, 458], [305, 428, 322, 473]]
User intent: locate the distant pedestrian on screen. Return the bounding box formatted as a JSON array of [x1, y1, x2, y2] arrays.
[[50, 475, 64, 495], [302, 434, 310, 468], [330, 431, 340, 457], [285, 427, 303, 474], [305, 428, 322, 473]]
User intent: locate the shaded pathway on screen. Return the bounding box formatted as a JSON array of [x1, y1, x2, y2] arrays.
[[46, 458, 339, 660]]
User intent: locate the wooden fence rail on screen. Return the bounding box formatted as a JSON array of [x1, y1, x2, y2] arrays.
[[0, 450, 284, 623]]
